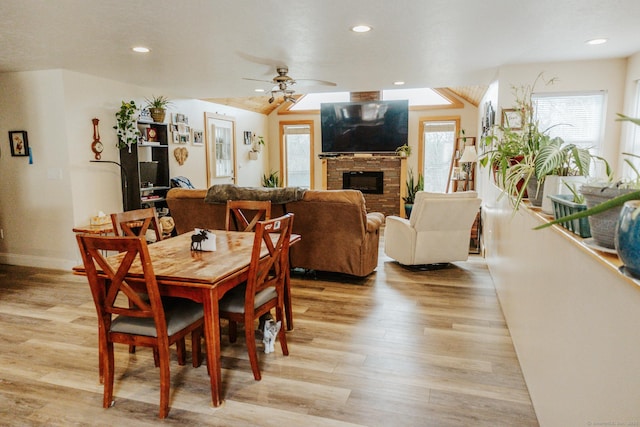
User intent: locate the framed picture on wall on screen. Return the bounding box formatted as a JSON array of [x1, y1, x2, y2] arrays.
[[192, 130, 204, 145], [9, 131, 29, 157], [502, 108, 523, 130]]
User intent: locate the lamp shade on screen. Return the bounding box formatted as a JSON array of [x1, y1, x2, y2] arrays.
[[459, 145, 478, 163]]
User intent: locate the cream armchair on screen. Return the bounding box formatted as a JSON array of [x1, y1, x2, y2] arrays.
[[384, 191, 481, 265]]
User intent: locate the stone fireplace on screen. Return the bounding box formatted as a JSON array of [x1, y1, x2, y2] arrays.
[[322, 155, 406, 217]]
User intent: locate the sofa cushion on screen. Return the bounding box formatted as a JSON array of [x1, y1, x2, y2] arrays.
[[204, 184, 306, 204]]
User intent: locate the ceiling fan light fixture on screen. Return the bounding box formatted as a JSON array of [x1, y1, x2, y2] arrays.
[[351, 25, 372, 33]]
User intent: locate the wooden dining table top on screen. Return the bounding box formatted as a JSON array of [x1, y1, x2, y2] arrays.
[[73, 229, 300, 287]]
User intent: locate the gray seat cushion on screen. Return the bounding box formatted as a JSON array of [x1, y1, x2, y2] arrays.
[[110, 299, 203, 337], [218, 284, 277, 313]]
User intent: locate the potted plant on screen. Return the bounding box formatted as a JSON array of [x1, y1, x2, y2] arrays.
[[479, 75, 556, 199], [145, 95, 172, 123], [403, 168, 424, 218], [262, 170, 280, 188], [114, 100, 140, 152], [536, 114, 640, 276], [395, 144, 412, 157], [251, 134, 265, 153]]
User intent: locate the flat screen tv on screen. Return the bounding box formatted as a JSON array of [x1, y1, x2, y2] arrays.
[[321, 100, 408, 153]]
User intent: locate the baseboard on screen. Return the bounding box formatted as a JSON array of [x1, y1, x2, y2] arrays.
[[0, 252, 77, 271]]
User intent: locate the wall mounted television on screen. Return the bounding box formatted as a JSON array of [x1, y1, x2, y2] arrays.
[[320, 100, 408, 153]]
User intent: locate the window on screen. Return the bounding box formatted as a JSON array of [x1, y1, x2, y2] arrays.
[[420, 119, 459, 193], [533, 91, 606, 153], [622, 80, 640, 179], [280, 122, 314, 188]]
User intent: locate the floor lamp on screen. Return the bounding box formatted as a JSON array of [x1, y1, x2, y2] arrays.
[[459, 145, 478, 191]]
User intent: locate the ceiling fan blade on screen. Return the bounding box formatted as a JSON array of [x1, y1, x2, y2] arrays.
[[242, 77, 276, 84], [294, 78, 337, 87]]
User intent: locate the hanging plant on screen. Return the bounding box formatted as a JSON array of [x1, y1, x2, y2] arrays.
[[114, 100, 140, 152]]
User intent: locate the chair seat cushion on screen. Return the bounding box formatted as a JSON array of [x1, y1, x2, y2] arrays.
[[219, 284, 277, 313], [110, 299, 203, 337]]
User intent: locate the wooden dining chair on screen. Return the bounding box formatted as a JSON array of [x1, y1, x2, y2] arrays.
[[76, 234, 204, 419], [225, 200, 271, 232], [225, 199, 295, 331], [219, 213, 294, 380], [111, 207, 173, 358], [110, 207, 163, 243]]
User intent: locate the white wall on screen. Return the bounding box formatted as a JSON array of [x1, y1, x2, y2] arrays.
[[0, 69, 268, 270]]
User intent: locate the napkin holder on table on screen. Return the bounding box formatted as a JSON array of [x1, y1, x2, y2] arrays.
[[191, 228, 216, 251]]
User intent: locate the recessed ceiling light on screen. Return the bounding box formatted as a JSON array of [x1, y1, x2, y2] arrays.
[[351, 25, 372, 33], [393, 81, 405, 86], [586, 38, 607, 45], [132, 46, 150, 53], [254, 88, 265, 93]]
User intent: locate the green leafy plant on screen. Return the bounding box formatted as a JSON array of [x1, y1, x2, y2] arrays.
[[403, 168, 424, 204], [144, 95, 172, 109], [251, 134, 265, 152], [536, 114, 640, 230], [262, 170, 280, 188], [114, 100, 140, 151], [395, 144, 412, 157]]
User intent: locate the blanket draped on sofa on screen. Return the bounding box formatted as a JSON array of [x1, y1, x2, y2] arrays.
[[204, 184, 306, 204]]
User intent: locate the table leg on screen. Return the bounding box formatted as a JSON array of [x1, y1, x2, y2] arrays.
[[284, 266, 294, 331], [203, 288, 223, 407]]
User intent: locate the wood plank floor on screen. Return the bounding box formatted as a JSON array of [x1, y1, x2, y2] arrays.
[[0, 244, 538, 426]]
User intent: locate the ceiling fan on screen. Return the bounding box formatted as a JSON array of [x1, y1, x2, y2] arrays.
[[243, 66, 336, 104]]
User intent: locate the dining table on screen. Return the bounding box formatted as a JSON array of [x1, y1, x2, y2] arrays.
[[73, 229, 299, 408]]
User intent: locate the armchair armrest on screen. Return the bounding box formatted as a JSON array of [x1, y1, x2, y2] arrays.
[[366, 212, 385, 233]]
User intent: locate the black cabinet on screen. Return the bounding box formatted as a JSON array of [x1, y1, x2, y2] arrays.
[[119, 122, 170, 213]]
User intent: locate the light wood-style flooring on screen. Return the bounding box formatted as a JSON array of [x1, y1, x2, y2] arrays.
[[0, 246, 538, 426]]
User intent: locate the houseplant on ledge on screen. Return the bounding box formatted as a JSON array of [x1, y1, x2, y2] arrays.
[[403, 168, 424, 218], [395, 144, 412, 157], [536, 114, 640, 277], [479, 73, 558, 204], [145, 95, 172, 123], [262, 170, 280, 188]]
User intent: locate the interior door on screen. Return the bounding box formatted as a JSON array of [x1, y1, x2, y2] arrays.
[[205, 112, 237, 186]]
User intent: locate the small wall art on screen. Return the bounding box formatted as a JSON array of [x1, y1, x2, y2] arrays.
[[193, 130, 204, 145], [9, 131, 29, 157]]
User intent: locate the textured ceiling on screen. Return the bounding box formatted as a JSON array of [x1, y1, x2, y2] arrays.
[[1, 1, 639, 107]]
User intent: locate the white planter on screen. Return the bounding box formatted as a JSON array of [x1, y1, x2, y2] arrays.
[[248, 151, 259, 160]]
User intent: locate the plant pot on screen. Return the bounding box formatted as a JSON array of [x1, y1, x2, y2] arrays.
[[615, 200, 640, 278], [405, 203, 413, 219], [581, 185, 635, 249], [526, 175, 544, 207], [248, 151, 259, 160], [149, 108, 166, 123]]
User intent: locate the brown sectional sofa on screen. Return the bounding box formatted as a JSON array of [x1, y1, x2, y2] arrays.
[[166, 188, 385, 277]]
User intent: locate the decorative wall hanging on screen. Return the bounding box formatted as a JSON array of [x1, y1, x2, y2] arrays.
[[193, 130, 204, 145], [174, 147, 189, 165], [9, 130, 29, 157], [171, 113, 191, 144]]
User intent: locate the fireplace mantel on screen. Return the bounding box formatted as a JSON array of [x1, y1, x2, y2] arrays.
[[321, 155, 407, 217]]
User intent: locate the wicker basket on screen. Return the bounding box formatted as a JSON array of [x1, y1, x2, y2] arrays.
[[548, 194, 591, 238]]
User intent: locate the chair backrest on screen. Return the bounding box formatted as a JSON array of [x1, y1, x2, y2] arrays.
[[225, 200, 272, 232], [111, 207, 163, 242], [244, 213, 294, 307], [410, 191, 481, 231], [75, 234, 168, 338]]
